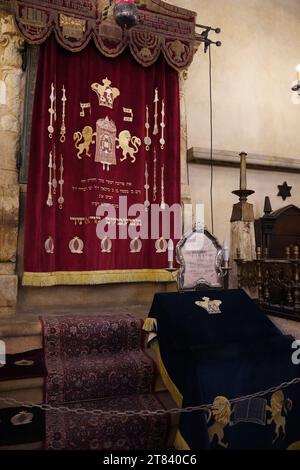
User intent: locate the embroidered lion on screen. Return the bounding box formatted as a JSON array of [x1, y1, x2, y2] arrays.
[[73, 126, 96, 159], [267, 390, 292, 443], [206, 396, 232, 449], [116, 130, 141, 164]]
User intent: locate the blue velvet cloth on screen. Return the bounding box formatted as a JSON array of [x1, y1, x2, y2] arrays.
[[149, 289, 300, 449]]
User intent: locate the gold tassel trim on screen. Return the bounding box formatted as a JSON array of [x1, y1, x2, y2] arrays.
[[288, 441, 300, 450], [143, 318, 157, 333], [22, 269, 174, 287]]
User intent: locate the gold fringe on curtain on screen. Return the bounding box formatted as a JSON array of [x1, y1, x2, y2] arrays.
[[22, 269, 174, 287]]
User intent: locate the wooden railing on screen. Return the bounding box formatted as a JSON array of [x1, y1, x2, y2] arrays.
[[235, 246, 300, 320]]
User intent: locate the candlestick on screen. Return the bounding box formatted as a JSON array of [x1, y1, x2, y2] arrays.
[[168, 239, 174, 269], [223, 240, 229, 262], [231, 151, 255, 217], [239, 152, 247, 191]]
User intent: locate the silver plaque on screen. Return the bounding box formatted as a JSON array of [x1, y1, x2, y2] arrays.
[[176, 224, 224, 292]]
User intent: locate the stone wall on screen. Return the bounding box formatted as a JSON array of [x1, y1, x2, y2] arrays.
[[170, 0, 300, 246], [0, 14, 24, 315]]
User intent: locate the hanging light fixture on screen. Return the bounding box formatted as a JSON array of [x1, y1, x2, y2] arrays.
[[113, 0, 139, 29]]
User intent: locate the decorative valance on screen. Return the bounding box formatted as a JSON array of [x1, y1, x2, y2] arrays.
[[2, 0, 198, 71]]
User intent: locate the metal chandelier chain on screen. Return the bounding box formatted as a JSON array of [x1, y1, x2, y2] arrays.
[[1, 377, 300, 418]]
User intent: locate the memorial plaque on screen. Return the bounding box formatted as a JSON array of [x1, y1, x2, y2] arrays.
[[176, 225, 223, 291]]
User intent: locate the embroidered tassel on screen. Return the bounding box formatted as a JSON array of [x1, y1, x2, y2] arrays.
[[143, 318, 157, 333]]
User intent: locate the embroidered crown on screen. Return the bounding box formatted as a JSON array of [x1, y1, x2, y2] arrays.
[[195, 297, 222, 315], [91, 78, 120, 109]]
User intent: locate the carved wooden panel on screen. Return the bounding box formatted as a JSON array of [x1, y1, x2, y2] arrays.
[[255, 205, 300, 259]]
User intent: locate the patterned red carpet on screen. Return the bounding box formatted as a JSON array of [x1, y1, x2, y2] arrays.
[[41, 314, 169, 450]]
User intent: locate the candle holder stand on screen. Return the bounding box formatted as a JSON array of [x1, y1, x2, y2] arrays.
[[221, 260, 232, 290], [166, 260, 178, 273], [231, 153, 255, 223]]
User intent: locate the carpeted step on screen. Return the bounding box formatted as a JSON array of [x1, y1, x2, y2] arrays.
[[41, 314, 171, 449], [45, 393, 169, 450], [42, 315, 143, 357], [46, 350, 155, 403], [0, 391, 178, 450]]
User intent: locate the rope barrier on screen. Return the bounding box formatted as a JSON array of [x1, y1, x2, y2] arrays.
[[1, 376, 300, 418]]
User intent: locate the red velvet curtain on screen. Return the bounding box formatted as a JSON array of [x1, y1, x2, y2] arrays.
[[23, 36, 181, 286]]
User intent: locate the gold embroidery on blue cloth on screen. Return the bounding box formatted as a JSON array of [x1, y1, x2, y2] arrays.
[[195, 297, 222, 315], [174, 430, 190, 451], [143, 317, 158, 344], [232, 397, 267, 426], [267, 390, 293, 443], [288, 441, 300, 450], [151, 341, 183, 408], [143, 318, 157, 333], [206, 396, 232, 449]]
